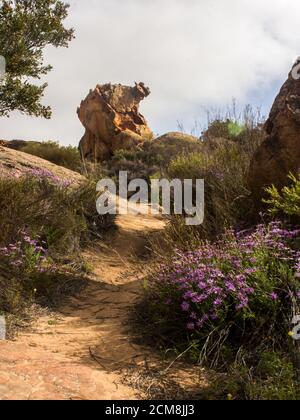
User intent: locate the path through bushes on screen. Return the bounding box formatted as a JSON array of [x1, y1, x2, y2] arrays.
[[0, 209, 167, 400]]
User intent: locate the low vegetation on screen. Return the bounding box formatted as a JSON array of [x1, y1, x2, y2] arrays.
[[134, 116, 300, 400], [19, 141, 82, 172], [106, 134, 203, 184], [264, 173, 300, 222], [0, 168, 114, 333], [139, 222, 300, 399]]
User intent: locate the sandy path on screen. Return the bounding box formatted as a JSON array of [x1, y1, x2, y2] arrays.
[[0, 210, 165, 400]]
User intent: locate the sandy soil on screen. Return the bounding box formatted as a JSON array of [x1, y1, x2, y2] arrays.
[[0, 210, 166, 400]]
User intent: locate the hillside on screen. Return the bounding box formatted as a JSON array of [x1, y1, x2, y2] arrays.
[[0, 145, 84, 183]]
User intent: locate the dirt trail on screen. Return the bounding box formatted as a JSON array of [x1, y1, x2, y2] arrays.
[[0, 210, 165, 400]]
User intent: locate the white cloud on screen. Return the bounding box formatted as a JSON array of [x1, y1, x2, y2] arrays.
[[1, 0, 300, 144]]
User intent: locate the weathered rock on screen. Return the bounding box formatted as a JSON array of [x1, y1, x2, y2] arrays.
[[0, 146, 84, 184], [77, 82, 153, 162], [248, 61, 300, 203]]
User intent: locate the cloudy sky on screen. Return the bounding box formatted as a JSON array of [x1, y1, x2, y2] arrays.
[[1, 0, 300, 145]]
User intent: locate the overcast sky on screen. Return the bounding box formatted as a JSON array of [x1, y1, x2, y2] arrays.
[[1, 0, 300, 145]]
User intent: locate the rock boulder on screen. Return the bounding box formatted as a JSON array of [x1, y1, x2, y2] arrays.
[[248, 61, 300, 203], [77, 82, 153, 162]]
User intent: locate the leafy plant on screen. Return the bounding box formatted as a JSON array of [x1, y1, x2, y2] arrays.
[[0, 0, 74, 117], [264, 173, 300, 218]]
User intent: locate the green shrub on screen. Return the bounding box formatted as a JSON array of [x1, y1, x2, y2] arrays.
[[200, 353, 300, 400], [203, 106, 265, 155], [248, 352, 300, 400], [0, 234, 83, 315], [142, 134, 203, 169], [104, 134, 203, 182], [159, 115, 265, 248], [20, 141, 82, 172], [264, 173, 300, 220], [108, 148, 159, 184], [166, 144, 254, 243]]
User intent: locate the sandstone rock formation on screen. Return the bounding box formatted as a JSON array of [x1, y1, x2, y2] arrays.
[[77, 82, 153, 162], [248, 60, 300, 203]]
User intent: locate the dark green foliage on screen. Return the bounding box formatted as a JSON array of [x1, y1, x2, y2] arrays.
[[0, 0, 74, 117], [264, 173, 300, 222], [20, 140, 82, 172]]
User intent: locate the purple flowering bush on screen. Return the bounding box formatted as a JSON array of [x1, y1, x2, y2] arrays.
[[0, 230, 50, 274], [0, 228, 84, 315], [0, 172, 114, 252], [26, 167, 73, 187], [145, 222, 300, 365]]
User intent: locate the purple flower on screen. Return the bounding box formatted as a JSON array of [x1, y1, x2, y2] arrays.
[[187, 322, 195, 331], [181, 301, 190, 312], [225, 281, 236, 292], [213, 298, 222, 307]]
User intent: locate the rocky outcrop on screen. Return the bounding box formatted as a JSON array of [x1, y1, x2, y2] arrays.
[[248, 61, 300, 203], [77, 82, 153, 162], [0, 146, 84, 184]]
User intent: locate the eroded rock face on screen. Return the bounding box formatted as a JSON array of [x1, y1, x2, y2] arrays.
[[248, 61, 300, 203], [77, 82, 153, 162]]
